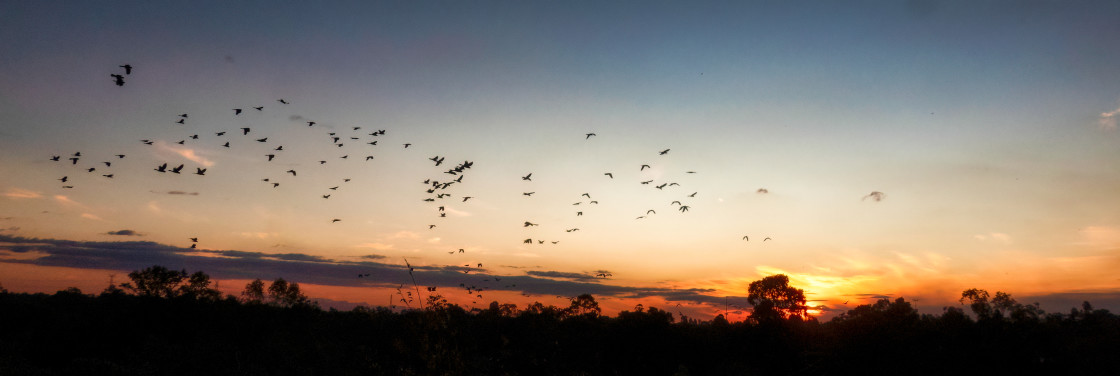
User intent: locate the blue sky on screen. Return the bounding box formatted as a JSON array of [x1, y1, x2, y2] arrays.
[[2, 1, 1120, 319]]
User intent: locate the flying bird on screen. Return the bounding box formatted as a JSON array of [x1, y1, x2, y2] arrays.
[[240, 128, 250, 135], [522, 173, 532, 181], [234, 108, 242, 115], [256, 138, 267, 142], [863, 191, 886, 202], [523, 192, 535, 196], [332, 219, 341, 223], [604, 173, 613, 178], [286, 170, 297, 176], [170, 164, 184, 174], [277, 99, 289, 104], [194, 168, 206, 176], [585, 133, 596, 139], [110, 74, 124, 86], [253, 106, 263, 111], [659, 149, 670, 155], [678, 205, 690, 212], [640, 164, 650, 171], [266, 154, 275, 161], [154, 163, 167, 173], [119, 64, 132, 74], [50, 155, 60, 161]]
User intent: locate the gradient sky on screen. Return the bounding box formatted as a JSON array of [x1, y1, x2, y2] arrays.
[[2, 0, 1120, 320]]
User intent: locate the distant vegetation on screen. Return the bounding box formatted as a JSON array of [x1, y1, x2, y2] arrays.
[[1, 265, 1117, 375]]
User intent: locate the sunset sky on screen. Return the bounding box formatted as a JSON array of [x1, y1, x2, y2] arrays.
[[2, 1, 1120, 320]]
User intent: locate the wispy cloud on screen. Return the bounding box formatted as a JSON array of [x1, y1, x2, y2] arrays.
[[80, 213, 103, 221], [157, 141, 215, 167], [105, 229, 142, 236], [1100, 105, 1120, 131], [974, 232, 1012, 244], [3, 188, 41, 199], [0, 235, 748, 308], [53, 195, 84, 208]]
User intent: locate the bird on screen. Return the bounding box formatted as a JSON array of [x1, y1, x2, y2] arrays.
[[659, 149, 670, 155], [523, 238, 532, 244], [176, 119, 185, 124], [240, 128, 250, 135], [215, 132, 226, 136], [328, 186, 338, 190], [647, 210, 656, 215], [462, 196, 473, 202], [87, 167, 96, 172], [102, 174, 113, 178], [764, 237, 772, 241], [277, 99, 289, 104], [170, 164, 184, 174], [322, 195, 331, 199], [523, 221, 538, 227], [50, 155, 60, 161], [194, 168, 206, 176], [154, 163, 167, 173], [585, 133, 596, 139], [641, 180, 652, 184], [604, 173, 613, 178], [671, 201, 681, 206], [307, 121, 316, 127], [688, 192, 697, 197], [757, 188, 769, 194], [179, 114, 188, 118], [253, 106, 263, 111], [119, 64, 132, 74], [256, 138, 267, 142], [233, 108, 242, 115], [429, 225, 437, 229], [190, 238, 198, 242], [678, 206, 690, 212], [403, 143, 411, 148], [523, 192, 535, 196], [522, 173, 532, 181], [110, 74, 124, 86], [115, 154, 125, 158], [222, 142, 230, 148], [742, 236, 749, 241], [286, 170, 297, 176], [655, 183, 667, 190], [274, 145, 282, 151], [332, 219, 341, 223], [68, 157, 79, 164], [582, 193, 591, 198], [864, 191, 886, 202], [640, 164, 650, 171], [190, 134, 199, 139], [58, 176, 68, 182]]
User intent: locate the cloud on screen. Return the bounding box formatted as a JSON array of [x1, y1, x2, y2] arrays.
[[360, 254, 387, 260], [1100, 105, 1120, 131], [105, 230, 142, 236], [3, 188, 41, 199], [527, 270, 599, 281], [974, 232, 1012, 244], [355, 242, 395, 251], [162, 191, 200, 196], [157, 141, 215, 167], [53, 195, 83, 208], [81, 213, 103, 221], [0, 235, 749, 308]]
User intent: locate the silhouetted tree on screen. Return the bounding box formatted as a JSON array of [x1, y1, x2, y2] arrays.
[[564, 294, 601, 318], [242, 278, 266, 303], [121, 265, 188, 298], [747, 274, 808, 321], [959, 288, 994, 319], [267, 278, 312, 307], [179, 271, 221, 301]]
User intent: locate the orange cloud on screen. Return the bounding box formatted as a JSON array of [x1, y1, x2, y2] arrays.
[[3, 188, 42, 199]]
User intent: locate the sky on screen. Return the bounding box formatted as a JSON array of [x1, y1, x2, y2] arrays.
[[2, 0, 1120, 321]]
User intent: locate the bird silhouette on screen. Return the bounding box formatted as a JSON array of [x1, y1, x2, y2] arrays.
[[462, 196, 473, 202], [115, 154, 125, 158], [764, 237, 772, 241], [102, 174, 113, 178], [647, 210, 656, 215], [523, 221, 538, 227], [256, 138, 267, 142], [50, 155, 60, 161], [110, 74, 124, 86], [604, 173, 613, 178], [59, 176, 68, 182], [194, 168, 206, 175], [69, 157, 79, 164], [678, 206, 690, 212], [640, 164, 650, 171], [170, 164, 184, 174], [154, 163, 167, 173], [863, 191, 886, 202], [119, 64, 132, 74], [253, 106, 263, 111], [742, 236, 749, 241], [176, 119, 185, 124], [332, 219, 341, 223], [757, 188, 769, 194], [234, 108, 242, 115], [286, 170, 296, 176], [403, 143, 411, 148], [277, 99, 289, 104], [240, 128, 250, 135], [585, 133, 596, 139], [523, 192, 535, 196], [522, 173, 532, 181], [659, 149, 670, 155], [222, 142, 230, 148]]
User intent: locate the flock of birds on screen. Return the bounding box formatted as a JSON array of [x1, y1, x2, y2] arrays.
[[40, 63, 889, 309]]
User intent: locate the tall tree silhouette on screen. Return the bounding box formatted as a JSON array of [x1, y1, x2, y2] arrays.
[[747, 274, 808, 322]]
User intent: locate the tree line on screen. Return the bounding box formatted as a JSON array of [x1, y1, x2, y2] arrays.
[[1, 265, 1117, 375]]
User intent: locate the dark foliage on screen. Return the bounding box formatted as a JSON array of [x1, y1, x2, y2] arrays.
[[1, 269, 1118, 375]]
